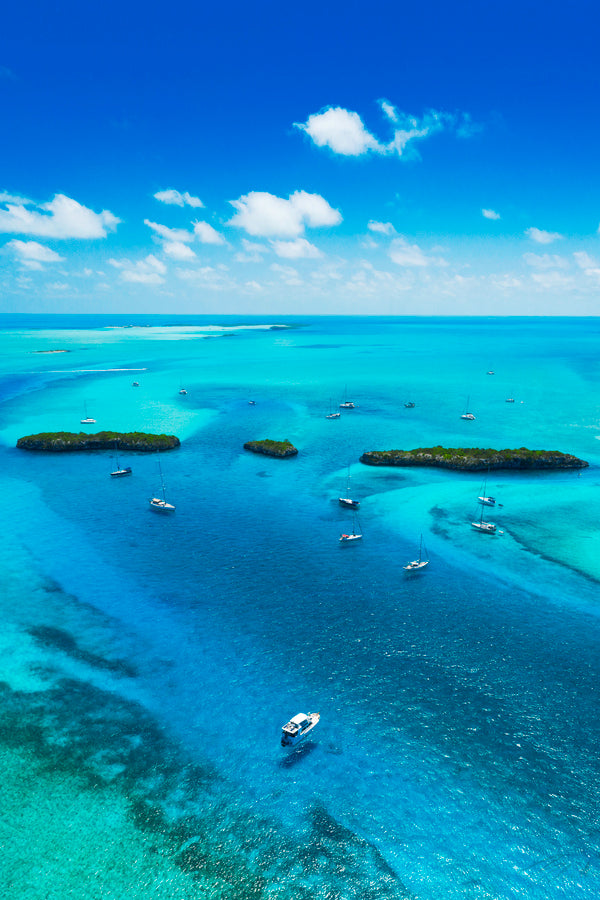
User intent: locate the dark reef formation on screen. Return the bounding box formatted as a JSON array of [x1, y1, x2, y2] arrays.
[[243, 439, 298, 458], [360, 446, 588, 471], [17, 431, 180, 452]]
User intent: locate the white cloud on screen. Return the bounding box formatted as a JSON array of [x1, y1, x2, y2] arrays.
[[295, 107, 383, 156], [271, 263, 303, 285], [295, 102, 474, 159], [271, 238, 322, 259], [525, 227, 563, 244], [163, 241, 197, 260], [144, 219, 194, 243], [482, 208, 500, 220], [380, 100, 398, 123], [154, 189, 204, 208], [531, 271, 573, 289], [193, 221, 226, 244], [389, 237, 446, 267], [574, 251, 600, 281], [523, 253, 568, 269], [228, 190, 341, 238], [109, 254, 166, 284], [0, 194, 119, 238], [6, 239, 64, 269], [0, 191, 32, 205], [368, 220, 396, 235]]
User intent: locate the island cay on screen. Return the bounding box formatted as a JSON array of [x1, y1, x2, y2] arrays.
[[17, 431, 180, 452], [243, 439, 298, 458], [359, 446, 588, 471]]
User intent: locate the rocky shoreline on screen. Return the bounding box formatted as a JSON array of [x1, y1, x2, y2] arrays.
[[359, 447, 588, 471], [243, 439, 298, 458], [17, 431, 180, 452]]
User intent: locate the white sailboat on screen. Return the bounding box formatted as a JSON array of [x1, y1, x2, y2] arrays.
[[339, 386, 355, 409], [149, 459, 175, 512], [80, 401, 96, 424], [403, 535, 429, 571], [340, 514, 362, 542], [325, 398, 341, 419], [471, 507, 496, 533], [477, 474, 496, 507], [338, 466, 359, 509], [460, 396, 476, 420]]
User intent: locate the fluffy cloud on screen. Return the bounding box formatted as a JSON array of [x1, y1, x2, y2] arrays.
[[109, 254, 166, 284], [270, 263, 303, 285], [525, 227, 563, 244], [295, 107, 383, 156], [482, 208, 500, 220], [295, 101, 474, 159], [193, 221, 226, 244], [574, 251, 600, 281], [389, 237, 446, 267], [228, 190, 341, 238], [368, 220, 396, 235], [271, 238, 322, 259], [6, 239, 64, 269], [163, 241, 197, 260], [144, 220, 194, 243], [0, 194, 119, 238], [523, 253, 568, 269], [154, 189, 203, 208]]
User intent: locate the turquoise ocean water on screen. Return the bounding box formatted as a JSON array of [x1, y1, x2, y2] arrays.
[[2, 314, 600, 899]]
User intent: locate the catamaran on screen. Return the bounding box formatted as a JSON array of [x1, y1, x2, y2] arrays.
[[460, 396, 476, 420], [149, 460, 175, 512], [110, 444, 132, 478], [80, 401, 96, 424]]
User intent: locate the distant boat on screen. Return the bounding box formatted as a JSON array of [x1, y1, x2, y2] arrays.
[[505, 397, 515, 403], [340, 514, 362, 542], [404, 401, 415, 408], [403, 535, 429, 571], [80, 401, 96, 424], [325, 398, 341, 419], [179, 388, 187, 395], [460, 396, 476, 420], [338, 466, 359, 509], [132, 381, 139, 387], [248, 400, 256, 405], [339, 387, 355, 409], [487, 371, 495, 375], [471, 506, 496, 533], [149, 460, 175, 512], [477, 475, 496, 507], [280, 712, 320, 747], [110, 441, 132, 478]]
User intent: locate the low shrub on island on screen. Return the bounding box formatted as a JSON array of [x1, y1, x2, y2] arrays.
[[243, 439, 298, 458], [17, 431, 180, 452], [360, 446, 587, 471]]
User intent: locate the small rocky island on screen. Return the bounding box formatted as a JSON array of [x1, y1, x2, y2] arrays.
[[243, 439, 298, 458], [17, 431, 180, 452], [360, 446, 588, 471]]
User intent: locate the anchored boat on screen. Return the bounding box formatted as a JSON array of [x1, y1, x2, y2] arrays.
[[280, 712, 320, 747]]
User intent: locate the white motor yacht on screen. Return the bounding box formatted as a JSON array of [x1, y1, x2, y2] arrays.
[[281, 712, 320, 747]]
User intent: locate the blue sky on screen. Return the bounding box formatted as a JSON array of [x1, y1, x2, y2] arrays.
[[2, 0, 600, 314]]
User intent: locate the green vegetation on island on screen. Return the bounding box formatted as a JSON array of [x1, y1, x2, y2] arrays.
[[17, 431, 180, 452], [360, 446, 588, 471], [243, 439, 298, 458]]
